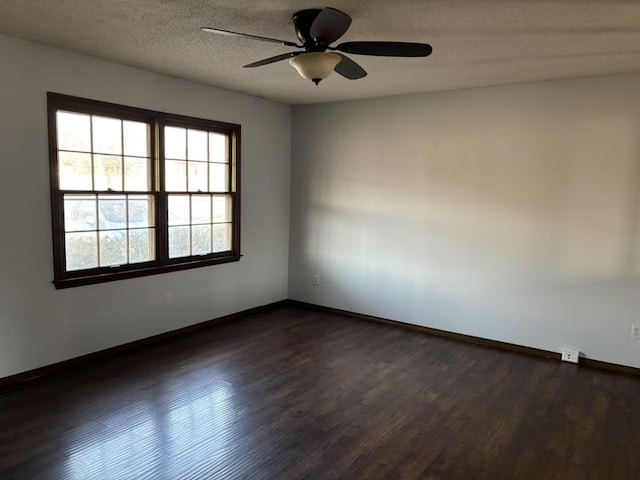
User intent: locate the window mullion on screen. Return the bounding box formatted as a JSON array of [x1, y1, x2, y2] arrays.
[[120, 119, 125, 193], [187, 193, 191, 256], [156, 119, 168, 265], [96, 195, 101, 268], [89, 115, 96, 190], [211, 192, 215, 252], [125, 195, 130, 264]]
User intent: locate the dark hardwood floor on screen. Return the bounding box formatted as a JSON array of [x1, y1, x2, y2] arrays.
[[1, 305, 639, 479]]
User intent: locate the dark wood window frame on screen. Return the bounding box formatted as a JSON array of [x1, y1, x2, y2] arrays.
[[48, 92, 241, 289]]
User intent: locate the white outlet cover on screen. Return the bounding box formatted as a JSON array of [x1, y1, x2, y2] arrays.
[[164, 294, 172, 307], [561, 348, 580, 364]]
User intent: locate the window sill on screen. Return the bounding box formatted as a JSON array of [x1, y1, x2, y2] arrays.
[[53, 254, 241, 289]]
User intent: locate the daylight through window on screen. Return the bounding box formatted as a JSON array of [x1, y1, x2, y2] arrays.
[[48, 93, 240, 288]]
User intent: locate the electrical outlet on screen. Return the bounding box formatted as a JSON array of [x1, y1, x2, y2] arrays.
[[312, 274, 320, 286], [561, 348, 580, 364], [164, 294, 172, 308], [632, 325, 640, 341]]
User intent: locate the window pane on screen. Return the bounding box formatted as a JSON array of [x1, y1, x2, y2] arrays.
[[188, 129, 208, 161], [165, 160, 186, 191], [64, 195, 97, 232], [191, 195, 211, 224], [192, 224, 212, 255], [59, 152, 92, 190], [128, 195, 154, 228], [57, 111, 91, 152], [92, 116, 122, 155], [124, 157, 150, 191], [212, 196, 231, 223], [123, 121, 149, 157], [98, 195, 126, 230], [188, 162, 208, 192], [66, 231, 98, 271], [165, 126, 186, 159], [94, 155, 123, 191], [209, 133, 227, 163], [212, 224, 231, 252], [169, 226, 190, 258], [209, 163, 229, 192], [129, 228, 155, 263], [99, 230, 127, 266], [168, 195, 190, 226]]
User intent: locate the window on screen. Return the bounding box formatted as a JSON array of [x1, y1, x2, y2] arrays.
[[48, 93, 240, 288]]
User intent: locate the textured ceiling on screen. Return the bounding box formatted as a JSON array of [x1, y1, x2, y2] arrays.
[[1, 0, 639, 105]]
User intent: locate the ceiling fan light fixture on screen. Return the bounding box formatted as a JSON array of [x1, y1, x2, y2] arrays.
[[289, 52, 341, 85]]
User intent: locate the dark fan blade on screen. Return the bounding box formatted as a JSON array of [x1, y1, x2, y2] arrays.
[[309, 8, 352, 44], [336, 41, 433, 57], [201, 27, 299, 47], [334, 54, 367, 80], [243, 52, 302, 68]]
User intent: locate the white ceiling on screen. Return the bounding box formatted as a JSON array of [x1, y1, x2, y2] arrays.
[[1, 0, 639, 105]]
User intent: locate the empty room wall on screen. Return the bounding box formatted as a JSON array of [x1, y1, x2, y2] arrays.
[[0, 35, 291, 379], [289, 72, 640, 368]]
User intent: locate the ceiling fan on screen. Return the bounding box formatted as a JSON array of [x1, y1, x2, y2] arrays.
[[201, 7, 433, 85]]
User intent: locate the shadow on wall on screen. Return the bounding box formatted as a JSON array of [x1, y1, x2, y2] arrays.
[[301, 123, 640, 290], [295, 148, 640, 352], [290, 77, 640, 363]]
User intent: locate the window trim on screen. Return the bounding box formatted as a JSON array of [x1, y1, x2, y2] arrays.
[[47, 92, 241, 289]]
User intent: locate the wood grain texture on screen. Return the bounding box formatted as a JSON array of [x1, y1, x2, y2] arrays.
[[0, 300, 287, 394], [1, 304, 639, 479]]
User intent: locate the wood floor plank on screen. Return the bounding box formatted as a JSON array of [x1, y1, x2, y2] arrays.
[[0, 305, 638, 479]]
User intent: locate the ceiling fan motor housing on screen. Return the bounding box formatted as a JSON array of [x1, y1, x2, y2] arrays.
[[292, 9, 325, 50]]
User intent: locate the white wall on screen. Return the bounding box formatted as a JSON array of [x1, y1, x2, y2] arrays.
[[0, 35, 291, 379], [3, 33, 639, 378], [290, 73, 640, 368]]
